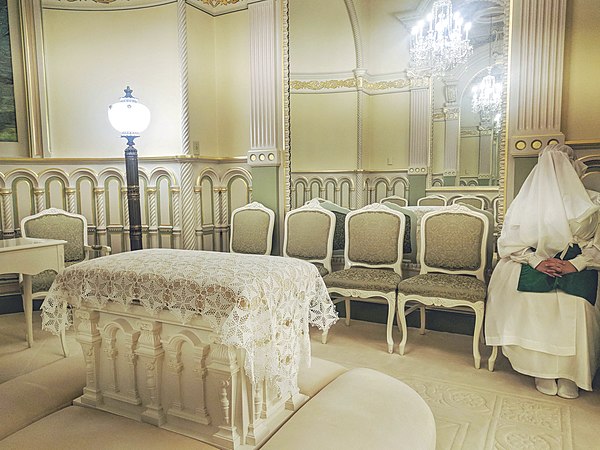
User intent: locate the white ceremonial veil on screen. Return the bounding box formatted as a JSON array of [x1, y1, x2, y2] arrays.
[[498, 143, 599, 259]]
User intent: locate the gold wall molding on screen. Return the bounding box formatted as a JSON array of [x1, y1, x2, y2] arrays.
[[291, 78, 356, 91], [290, 74, 427, 94], [200, 0, 241, 7], [42, 0, 173, 10]]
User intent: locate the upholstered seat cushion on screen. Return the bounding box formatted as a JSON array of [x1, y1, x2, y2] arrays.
[[397, 273, 486, 302], [323, 267, 401, 292], [312, 262, 329, 277], [32, 260, 80, 293]]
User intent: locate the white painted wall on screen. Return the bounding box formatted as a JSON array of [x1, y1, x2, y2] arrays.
[[42, 4, 181, 157]]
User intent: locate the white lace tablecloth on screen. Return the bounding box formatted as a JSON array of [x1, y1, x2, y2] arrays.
[[41, 249, 338, 397]]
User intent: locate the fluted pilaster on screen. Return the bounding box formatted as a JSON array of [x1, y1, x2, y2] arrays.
[[408, 85, 431, 174], [508, 0, 566, 154]]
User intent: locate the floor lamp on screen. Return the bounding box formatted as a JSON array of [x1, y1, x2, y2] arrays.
[[108, 86, 151, 251]]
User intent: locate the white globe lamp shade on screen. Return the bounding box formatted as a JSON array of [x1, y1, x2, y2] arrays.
[[108, 86, 151, 137]]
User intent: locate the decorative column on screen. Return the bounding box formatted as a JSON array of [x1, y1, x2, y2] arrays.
[[19, 0, 48, 157], [0, 189, 14, 238], [478, 126, 493, 186], [135, 320, 166, 426], [171, 186, 182, 249], [75, 310, 103, 406], [177, 0, 196, 250], [121, 187, 130, 251], [194, 186, 204, 250], [65, 187, 77, 214], [507, 0, 567, 199], [94, 187, 108, 248], [354, 68, 366, 208], [248, 0, 281, 253], [147, 187, 158, 249], [207, 343, 240, 448], [407, 80, 431, 204], [33, 188, 44, 213], [443, 107, 460, 186]]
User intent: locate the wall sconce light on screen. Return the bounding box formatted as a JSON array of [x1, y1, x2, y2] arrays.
[[108, 86, 151, 251]]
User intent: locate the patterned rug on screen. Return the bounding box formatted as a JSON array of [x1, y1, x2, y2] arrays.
[[403, 375, 572, 449]]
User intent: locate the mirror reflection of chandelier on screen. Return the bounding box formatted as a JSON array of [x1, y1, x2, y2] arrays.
[[410, 0, 472, 77], [471, 68, 502, 122]]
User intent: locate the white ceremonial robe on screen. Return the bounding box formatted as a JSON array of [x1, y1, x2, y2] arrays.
[[486, 207, 600, 391]]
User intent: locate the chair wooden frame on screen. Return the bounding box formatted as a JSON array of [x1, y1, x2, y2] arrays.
[[229, 202, 276, 255], [450, 195, 486, 210], [311, 198, 350, 259], [416, 195, 448, 206], [381, 196, 408, 207], [380, 203, 418, 264], [397, 204, 491, 368], [283, 200, 336, 275], [324, 203, 405, 353], [20, 207, 111, 356]]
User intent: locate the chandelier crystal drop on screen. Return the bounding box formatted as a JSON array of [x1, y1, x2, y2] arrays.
[[410, 0, 472, 77], [471, 69, 503, 122]]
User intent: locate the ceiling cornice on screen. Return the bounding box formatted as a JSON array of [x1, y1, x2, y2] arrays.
[[42, 0, 263, 15]]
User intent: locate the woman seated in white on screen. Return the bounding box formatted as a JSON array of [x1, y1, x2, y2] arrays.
[[486, 143, 600, 399]]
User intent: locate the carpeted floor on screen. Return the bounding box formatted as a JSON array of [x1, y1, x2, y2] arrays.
[[1, 311, 600, 449]]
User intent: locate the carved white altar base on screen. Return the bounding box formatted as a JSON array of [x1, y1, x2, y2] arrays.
[[72, 303, 308, 450]]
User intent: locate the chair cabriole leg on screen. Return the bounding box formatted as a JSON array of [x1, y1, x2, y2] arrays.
[[472, 302, 484, 369], [386, 294, 395, 354]]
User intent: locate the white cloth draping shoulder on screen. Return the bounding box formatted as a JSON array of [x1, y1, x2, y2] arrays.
[[498, 144, 599, 260]]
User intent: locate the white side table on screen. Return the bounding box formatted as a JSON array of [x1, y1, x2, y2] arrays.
[[0, 237, 66, 354]]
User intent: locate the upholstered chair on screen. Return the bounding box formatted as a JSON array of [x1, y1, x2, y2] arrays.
[[380, 203, 418, 264], [450, 195, 486, 210], [20, 208, 111, 355], [310, 198, 350, 258], [396, 204, 492, 368], [491, 196, 501, 231], [21, 208, 111, 296], [381, 195, 408, 208], [283, 200, 336, 276], [229, 202, 276, 255], [416, 195, 448, 206], [322, 203, 405, 353]]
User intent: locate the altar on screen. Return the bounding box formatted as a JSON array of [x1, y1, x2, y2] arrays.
[[41, 249, 337, 449]]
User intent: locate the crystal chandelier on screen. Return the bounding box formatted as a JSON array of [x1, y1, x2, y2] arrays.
[[410, 0, 472, 77], [471, 68, 502, 122]]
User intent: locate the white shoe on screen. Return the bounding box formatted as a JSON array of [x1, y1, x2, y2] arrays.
[[557, 379, 579, 399], [535, 378, 558, 396]]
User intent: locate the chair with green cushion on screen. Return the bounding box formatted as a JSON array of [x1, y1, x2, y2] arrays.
[[381, 195, 408, 208], [322, 203, 405, 353], [283, 200, 336, 277], [450, 195, 486, 210], [416, 195, 447, 206], [20, 208, 111, 355], [396, 204, 492, 369], [229, 202, 275, 255]]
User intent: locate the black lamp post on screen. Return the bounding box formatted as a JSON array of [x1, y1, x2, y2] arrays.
[[108, 86, 150, 251]]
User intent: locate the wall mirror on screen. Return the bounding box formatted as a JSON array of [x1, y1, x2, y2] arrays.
[[286, 0, 508, 208], [429, 0, 507, 187]]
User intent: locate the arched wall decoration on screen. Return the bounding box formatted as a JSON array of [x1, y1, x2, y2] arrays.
[[0, 161, 252, 257]]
